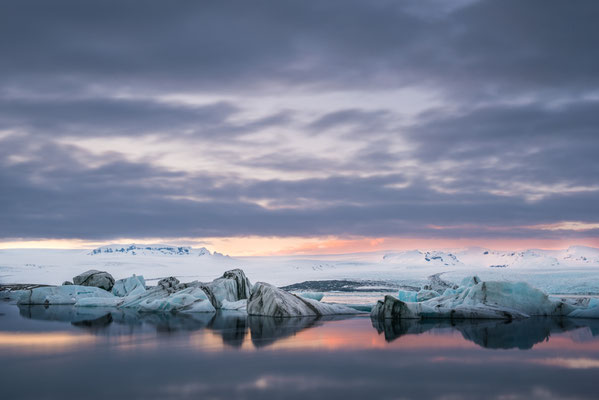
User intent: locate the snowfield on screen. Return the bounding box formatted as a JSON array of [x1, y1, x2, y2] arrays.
[[1, 244, 599, 295]]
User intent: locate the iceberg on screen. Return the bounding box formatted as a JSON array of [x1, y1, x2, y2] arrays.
[[397, 290, 418, 302], [112, 275, 146, 297], [201, 269, 252, 308], [72, 269, 115, 291], [139, 288, 215, 313], [296, 292, 324, 301], [20, 269, 252, 315], [18, 285, 115, 305], [372, 278, 598, 320], [221, 299, 248, 311], [247, 282, 359, 317]]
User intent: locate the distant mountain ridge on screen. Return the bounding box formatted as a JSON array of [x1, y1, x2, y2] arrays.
[[89, 244, 211, 256], [382, 246, 599, 268]]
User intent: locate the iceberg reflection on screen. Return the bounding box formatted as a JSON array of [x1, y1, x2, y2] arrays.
[[14, 304, 599, 351], [371, 316, 599, 349]]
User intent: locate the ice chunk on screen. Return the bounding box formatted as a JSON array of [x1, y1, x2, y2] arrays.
[[397, 290, 418, 302], [248, 282, 359, 317], [73, 269, 115, 291], [136, 287, 216, 312], [297, 292, 324, 302], [76, 296, 123, 307], [112, 275, 146, 297], [372, 280, 587, 320], [461, 276, 481, 287], [398, 289, 440, 302], [442, 288, 457, 296], [18, 285, 115, 305], [221, 299, 248, 311], [416, 289, 439, 302], [202, 269, 252, 308], [138, 287, 215, 313]]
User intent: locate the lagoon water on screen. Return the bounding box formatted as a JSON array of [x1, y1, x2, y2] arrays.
[[1, 300, 598, 400]]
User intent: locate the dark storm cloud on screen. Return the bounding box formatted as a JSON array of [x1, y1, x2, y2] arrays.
[[1, 0, 598, 96], [406, 100, 599, 188]]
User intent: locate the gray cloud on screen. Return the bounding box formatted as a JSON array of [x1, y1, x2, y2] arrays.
[[1, 135, 597, 240], [0, 0, 598, 241], [1, 0, 598, 98]]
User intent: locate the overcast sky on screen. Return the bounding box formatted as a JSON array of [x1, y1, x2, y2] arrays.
[[1, 0, 598, 252]]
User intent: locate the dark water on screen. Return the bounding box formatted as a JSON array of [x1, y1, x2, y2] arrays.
[[1, 301, 598, 400]]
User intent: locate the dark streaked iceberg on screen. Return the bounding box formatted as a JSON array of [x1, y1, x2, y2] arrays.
[[247, 282, 359, 317]]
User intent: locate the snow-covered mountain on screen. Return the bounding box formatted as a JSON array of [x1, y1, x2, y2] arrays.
[[382, 250, 463, 267], [89, 244, 211, 257], [560, 246, 599, 265], [456, 248, 560, 269], [382, 246, 598, 269]]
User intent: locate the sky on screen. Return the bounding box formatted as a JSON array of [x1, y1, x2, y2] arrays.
[[1, 0, 598, 255]]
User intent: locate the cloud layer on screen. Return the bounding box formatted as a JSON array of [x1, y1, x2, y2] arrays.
[[1, 0, 598, 243]]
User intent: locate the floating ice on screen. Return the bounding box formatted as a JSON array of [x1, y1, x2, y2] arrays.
[[297, 292, 324, 301], [397, 290, 418, 302], [372, 277, 598, 320], [18, 285, 115, 305], [112, 275, 146, 297], [72, 269, 115, 291], [248, 282, 359, 317], [221, 299, 248, 311], [139, 287, 215, 313]]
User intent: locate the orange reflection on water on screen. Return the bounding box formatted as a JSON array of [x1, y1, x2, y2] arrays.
[[261, 320, 478, 352], [529, 357, 599, 369], [0, 331, 96, 353]]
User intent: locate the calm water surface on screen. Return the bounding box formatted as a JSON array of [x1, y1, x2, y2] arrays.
[[1, 300, 598, 400]]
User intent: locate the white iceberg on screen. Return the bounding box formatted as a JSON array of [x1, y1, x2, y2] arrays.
[[221, 299, 248, 311], [112, 275, 146, 297], [18, 285, 115, 305], [139, 287, 215, 313]]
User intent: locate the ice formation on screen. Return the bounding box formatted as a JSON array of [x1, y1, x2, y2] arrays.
[[18, 270, 249, 314], [72, 269, 115, 291], [247, 282, 359, 317], [372, 276, 599, 320], [15, 268, 357, 318], [18, 285, 116, 305], [296, 292, 324, 301], [112, 275, 146, 297]]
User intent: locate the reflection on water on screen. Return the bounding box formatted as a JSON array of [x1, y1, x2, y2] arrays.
[[372, 317, 599, 350], [1, 302, 599, 399], [14, 304, 599, 351]]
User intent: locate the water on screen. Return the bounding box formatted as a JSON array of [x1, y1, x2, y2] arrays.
[[1, 301, 598, 399]]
